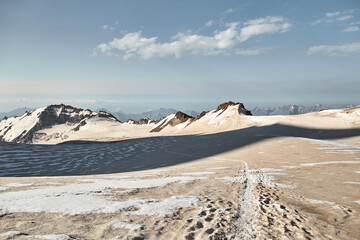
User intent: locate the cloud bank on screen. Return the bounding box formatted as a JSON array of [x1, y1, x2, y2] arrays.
[[96, 16, 291, 59], [307, 42, 360, 56]]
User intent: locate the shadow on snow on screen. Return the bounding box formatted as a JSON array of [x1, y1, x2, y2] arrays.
[[1, 123, 360, 177]]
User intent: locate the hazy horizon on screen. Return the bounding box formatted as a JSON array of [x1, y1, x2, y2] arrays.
[[0, 98, 358, 115]]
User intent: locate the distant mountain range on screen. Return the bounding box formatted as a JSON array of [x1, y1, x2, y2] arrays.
[[0, 107, 34, 120], [97, 108, 199, 122], [250, 104, 356, 116], [2, 104, 357, 122]]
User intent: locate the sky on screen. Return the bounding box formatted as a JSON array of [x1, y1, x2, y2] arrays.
[[0, 0, 360, 113]]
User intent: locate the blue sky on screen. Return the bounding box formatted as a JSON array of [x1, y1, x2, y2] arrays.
[[0, 0, 359, 113]]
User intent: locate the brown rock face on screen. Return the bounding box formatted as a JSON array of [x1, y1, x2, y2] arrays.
[[215, 101, 252, 115], [195, 111, 208, 120], [150, 111, 194, 132]]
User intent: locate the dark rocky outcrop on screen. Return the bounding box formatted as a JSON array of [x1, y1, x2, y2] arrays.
[[195, 111, 208, 120], [150, 112, 194, 132], [215, 101, 252, 115], [127, 118, 160, 125]]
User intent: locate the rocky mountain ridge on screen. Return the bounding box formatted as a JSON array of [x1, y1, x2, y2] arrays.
[[0, 101, 252, 144], [110, 108, 199, 122], [0, 104, 118, 143]]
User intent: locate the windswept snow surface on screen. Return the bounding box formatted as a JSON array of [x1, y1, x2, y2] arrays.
[[0, 177, 205, 214], [303, 138, 360, 154], [1, 231, 21, 237], [29, 234, 70, 240], [130, 196, 199, 217], [181, 171, 216, 176], [300, 161, 360, 167]]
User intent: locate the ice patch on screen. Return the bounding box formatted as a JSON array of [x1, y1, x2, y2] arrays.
[[301, 161, 360, 166], [356, 200, 360, 204], [266, 172, 287, 175], [0, 186, 9, 191], [207, 167, 230, 170], [304, 138, 360, 154], [1, 231, 21, 237], [103, 175, 132, 179], [130, 196, 199, 217], [250, 168, 285, 172], [332, 205, 342, 210], [78, 176, 206, 188], [107, 220, 145, 230], [345, 181, 360, 184], [182, 172, 216, 176], [281, 165, 299, 169], [29, 234, 70, 240], [0, 177, 204, 214], [309, 199, 335, 205], [218, 176, 246, 183], [355, 171, 360, 174], [6, 183, 33, 187]]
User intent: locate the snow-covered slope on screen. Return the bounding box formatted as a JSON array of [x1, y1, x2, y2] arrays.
[[0, 104, 118, 143], [149, 101, 252, 134]]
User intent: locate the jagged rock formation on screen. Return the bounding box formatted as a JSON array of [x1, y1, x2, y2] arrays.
[[126, 118, 159, 125], [111, 108, 199, 122], [215, 101, 252, 115], [150, 112, 195, 132], [0, 104, 119, 143]]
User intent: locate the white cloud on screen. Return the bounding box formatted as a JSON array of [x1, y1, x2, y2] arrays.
[[234, 47, 276, 55], [342, 26, 359, 32], [205, 20, 214, 27], [307, 42, 360, 56], [336, 15, 354, 21], [326, 11, 341, 17], [225, 9, 234, 14], [101, 25, 109, 31], [96, 16, 291, 59], [101, 22, 118, 31], [312, 9, 355, 25]]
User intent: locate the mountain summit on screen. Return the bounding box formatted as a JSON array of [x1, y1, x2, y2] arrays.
[[0, 104, 118, 143]]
